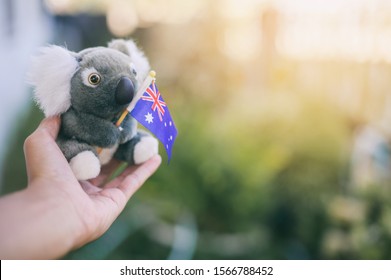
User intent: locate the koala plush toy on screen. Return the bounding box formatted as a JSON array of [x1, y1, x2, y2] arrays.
[[28, 39, 159, 180]]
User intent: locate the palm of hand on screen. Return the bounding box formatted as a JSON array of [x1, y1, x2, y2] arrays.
[[24, 117, 161, 249]]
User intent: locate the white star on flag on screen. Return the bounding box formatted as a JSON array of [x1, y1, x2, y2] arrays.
[[145, 112, 154, 124]]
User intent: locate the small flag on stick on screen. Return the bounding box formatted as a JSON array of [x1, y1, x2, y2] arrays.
[[117, 71, 178, 162]]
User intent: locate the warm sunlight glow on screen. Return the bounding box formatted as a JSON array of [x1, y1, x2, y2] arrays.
[[44, 0, 391, 62], [274, 0, 391, 62], [106, 0, 138, 37]]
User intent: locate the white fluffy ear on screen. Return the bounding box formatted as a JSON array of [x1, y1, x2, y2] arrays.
[[27, 45, 79, 117], [108, 39, 150, 85]]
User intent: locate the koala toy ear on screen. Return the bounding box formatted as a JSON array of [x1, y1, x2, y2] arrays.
[[108, 39, 150, 85], [27, 45, 79, 117]]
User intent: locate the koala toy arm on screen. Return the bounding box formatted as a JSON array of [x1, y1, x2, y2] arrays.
[[118, 114, 138, 144], [61, 108, 121, 148]]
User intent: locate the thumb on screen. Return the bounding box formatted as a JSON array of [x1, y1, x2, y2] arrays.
[[36, 116, 61, 137], [24, 117, 72, 182]]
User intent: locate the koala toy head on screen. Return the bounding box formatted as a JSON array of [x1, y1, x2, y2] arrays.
[[28, 39, 150, 120]]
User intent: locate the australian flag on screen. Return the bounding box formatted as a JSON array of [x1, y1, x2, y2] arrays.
[[130, 80, 178, 162]]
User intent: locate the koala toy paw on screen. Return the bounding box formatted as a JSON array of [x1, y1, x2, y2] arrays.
[[69, 151, 101, 180], [133, 136, 159, 165]]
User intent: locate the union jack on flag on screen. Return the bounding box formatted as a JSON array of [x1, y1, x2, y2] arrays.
[[141, 81, 166, 122], [130, 80, 178, 162]]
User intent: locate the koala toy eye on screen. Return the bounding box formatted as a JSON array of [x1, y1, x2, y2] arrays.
[[88, 73, 101, 85]]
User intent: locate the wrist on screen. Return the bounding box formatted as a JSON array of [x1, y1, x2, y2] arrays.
[[22, 184, 84, 258]]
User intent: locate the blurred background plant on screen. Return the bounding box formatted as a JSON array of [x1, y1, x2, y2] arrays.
[[1, 0, 391, 259]]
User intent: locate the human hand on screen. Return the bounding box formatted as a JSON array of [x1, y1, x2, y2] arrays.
[[0, 117, 161, 259]]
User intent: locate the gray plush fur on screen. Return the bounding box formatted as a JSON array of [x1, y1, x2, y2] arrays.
[[29, 39, 158, 180]]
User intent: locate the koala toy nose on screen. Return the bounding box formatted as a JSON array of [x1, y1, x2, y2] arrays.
[[115, 77, 135, 105]]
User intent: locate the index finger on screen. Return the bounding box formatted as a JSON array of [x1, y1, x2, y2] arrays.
[[105, 155, 162, 199]]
